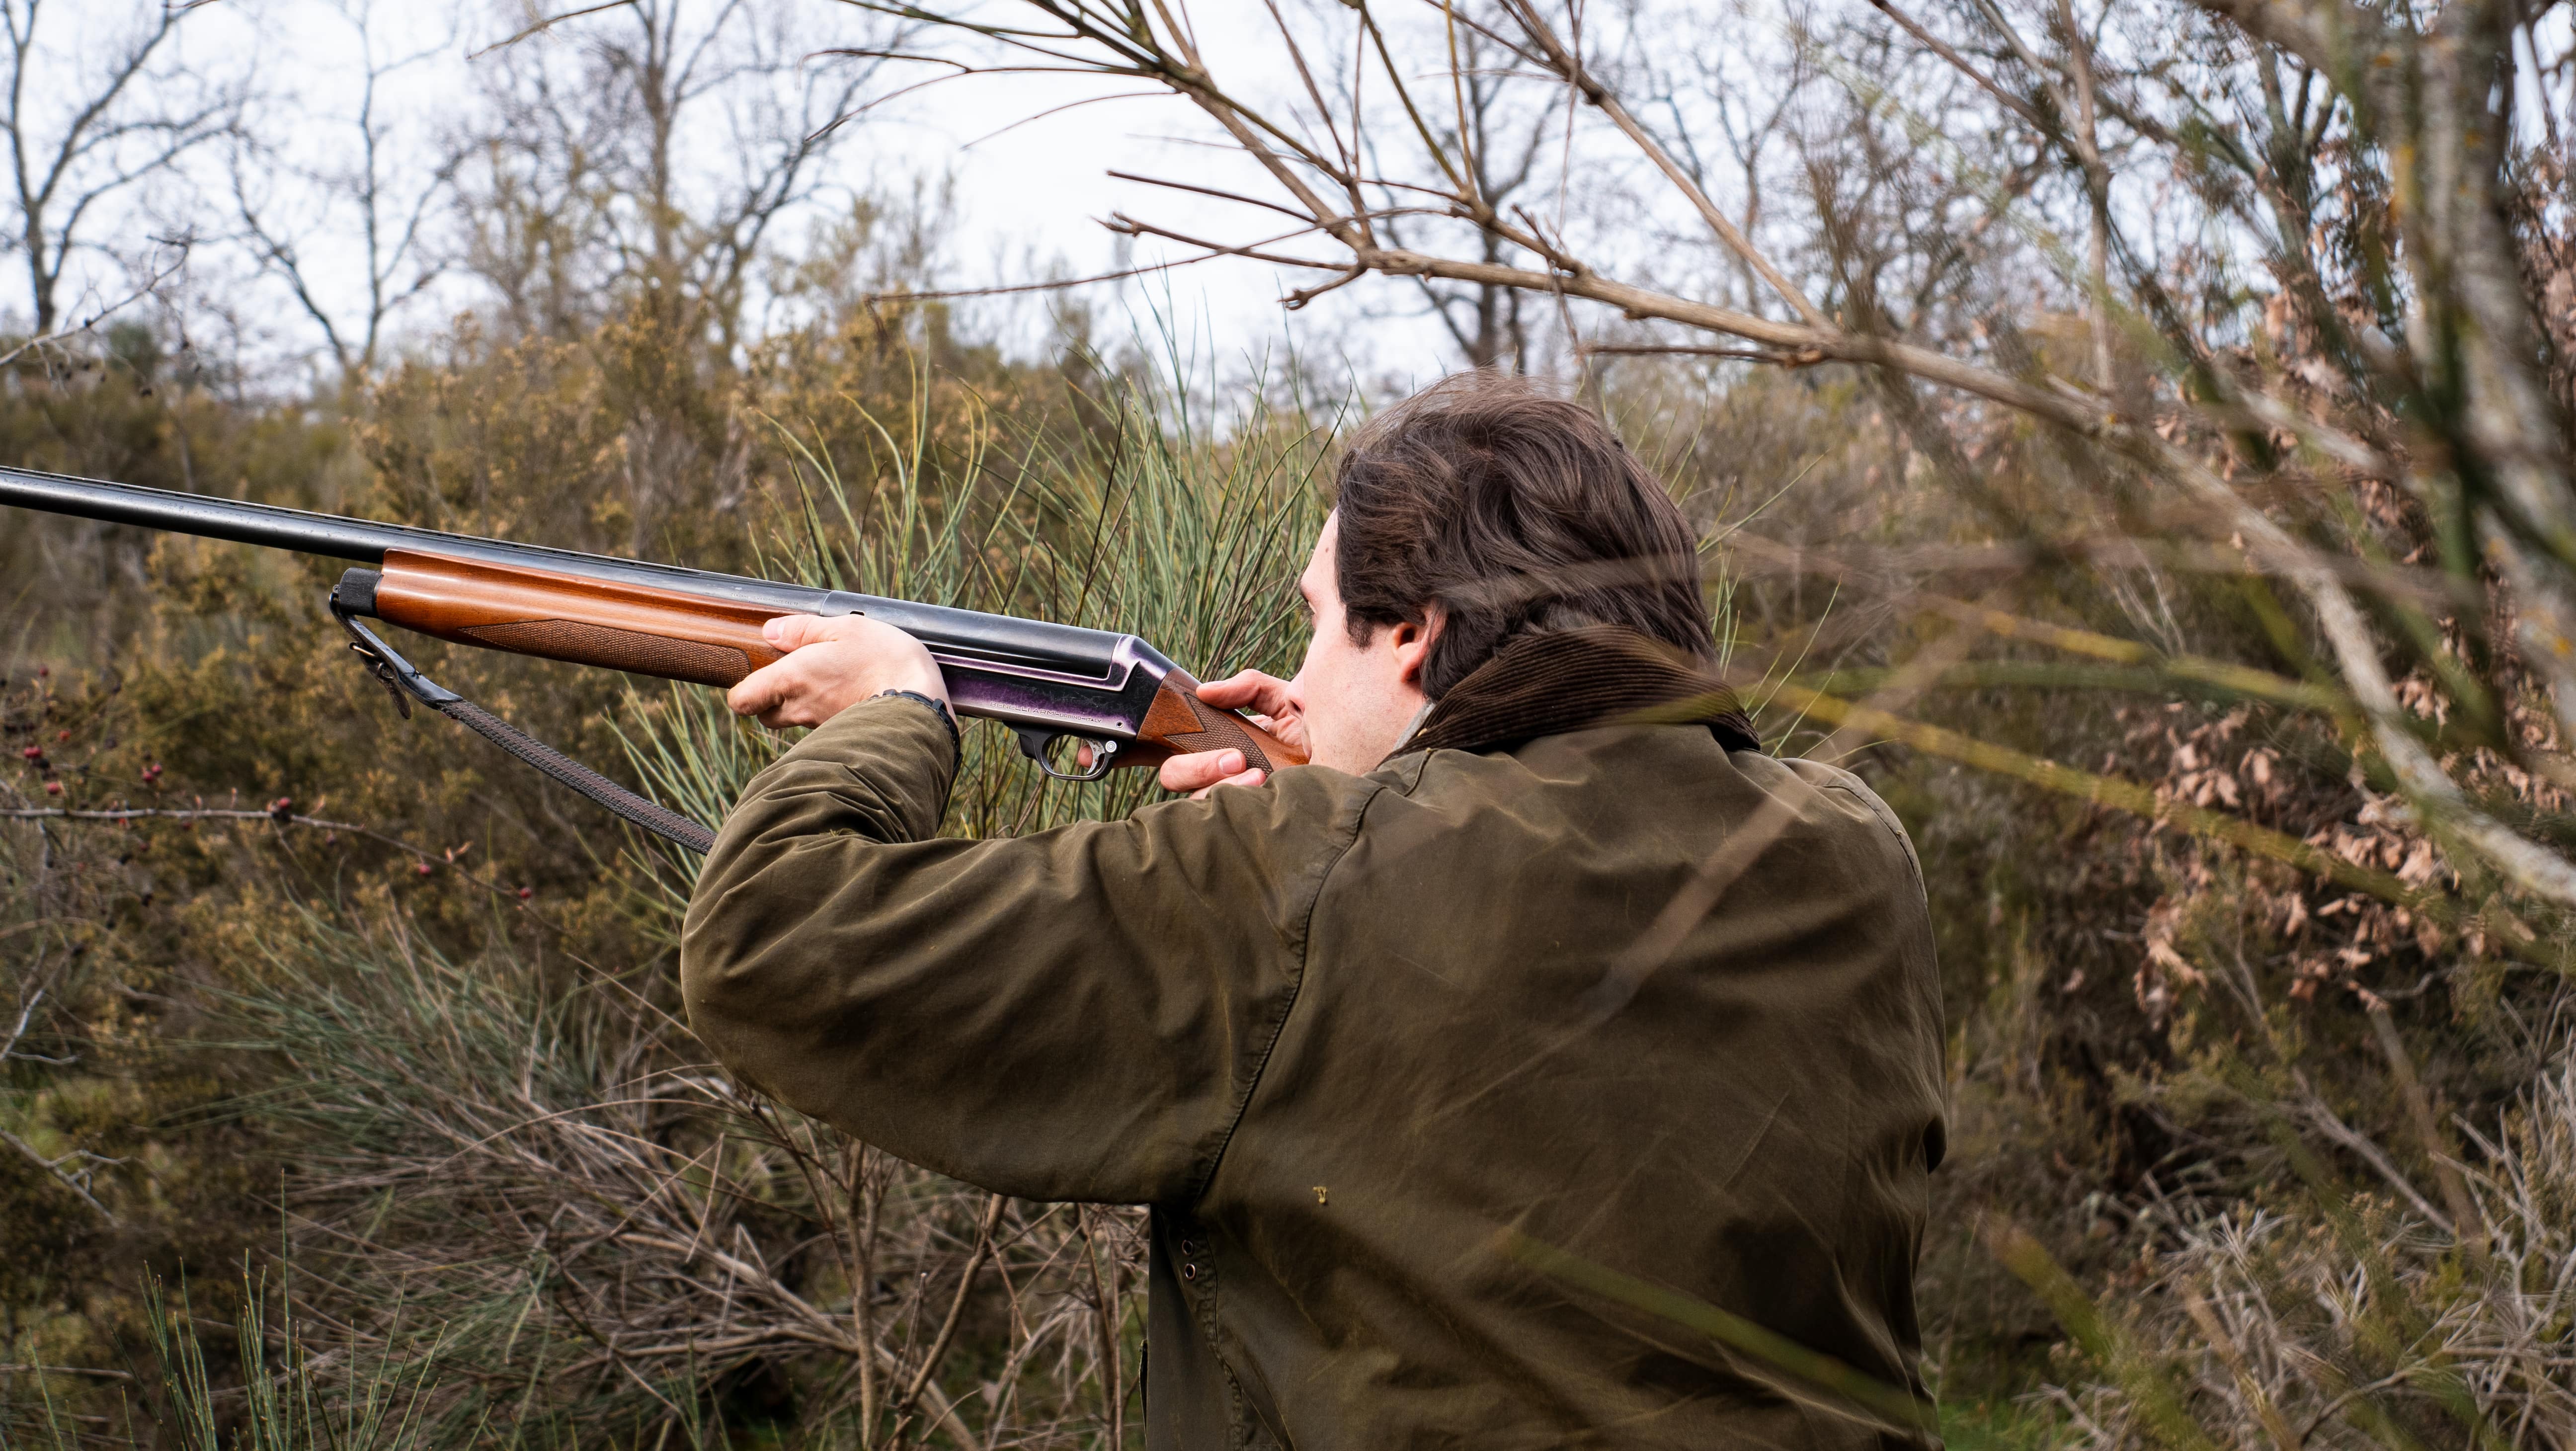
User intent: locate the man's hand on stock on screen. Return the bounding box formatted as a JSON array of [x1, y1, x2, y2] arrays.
[[1155, 670, 1306, 800], [727, 614, 949, 730]]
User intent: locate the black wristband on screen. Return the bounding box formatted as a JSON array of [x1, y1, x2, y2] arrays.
[[875, 689, 962, 767]]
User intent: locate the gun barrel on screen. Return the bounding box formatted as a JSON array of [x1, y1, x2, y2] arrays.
[[3, 463, 430, 562], [0, 463, 1134, 669], [0, 463, 838, 610]]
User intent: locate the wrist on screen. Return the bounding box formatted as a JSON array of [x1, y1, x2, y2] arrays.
[[867, 639, 948, 713], [883, 665, 948, 710]]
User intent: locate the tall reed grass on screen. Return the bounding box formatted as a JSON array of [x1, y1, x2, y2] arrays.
[[628, 355, 1333, 876]]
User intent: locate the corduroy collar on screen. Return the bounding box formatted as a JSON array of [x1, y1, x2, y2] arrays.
[[1384, 625, 1763, 762]]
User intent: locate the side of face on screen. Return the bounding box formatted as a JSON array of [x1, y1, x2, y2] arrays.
[[1290, 513, 1439, 772]]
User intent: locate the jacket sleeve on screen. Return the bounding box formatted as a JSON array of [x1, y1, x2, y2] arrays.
[[679, 694, 1372, 1204]]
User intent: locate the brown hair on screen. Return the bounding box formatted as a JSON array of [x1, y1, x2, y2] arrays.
[[1331, 372, 1715, 698]]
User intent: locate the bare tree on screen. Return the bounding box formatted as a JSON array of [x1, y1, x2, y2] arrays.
[[466, 0, 904, 351], [1367, 10, 1561, 370], [0, 0, 241, 343], [230, 0, 463, 380]]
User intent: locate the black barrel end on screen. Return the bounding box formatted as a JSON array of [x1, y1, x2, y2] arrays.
[[331, 567, 382, 618]]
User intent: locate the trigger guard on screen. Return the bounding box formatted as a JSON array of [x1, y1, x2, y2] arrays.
[[1014, 727, 1118, 782]]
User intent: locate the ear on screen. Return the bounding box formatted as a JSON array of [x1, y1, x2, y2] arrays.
[[1388, 605, 1445, 689]]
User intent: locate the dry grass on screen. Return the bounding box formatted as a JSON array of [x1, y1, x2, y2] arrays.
[[215, 906, 1142, 1449], [2049, 1051, 2576, 1450]]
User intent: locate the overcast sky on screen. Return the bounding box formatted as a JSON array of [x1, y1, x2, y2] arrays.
[[28, 0, 1484, 394]]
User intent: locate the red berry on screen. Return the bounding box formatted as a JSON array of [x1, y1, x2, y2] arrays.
[[19, 745, 41, 762], [415, 862, 434, 877], [55, 729, 69, 742], [517, 886, 534, 900], [45, 781, 63, 796]]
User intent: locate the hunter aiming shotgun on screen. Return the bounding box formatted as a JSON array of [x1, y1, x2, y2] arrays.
[[0, 464, 1304, 854]]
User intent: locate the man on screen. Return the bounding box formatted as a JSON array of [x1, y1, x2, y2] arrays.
[[681, 374, 1946, 1449]]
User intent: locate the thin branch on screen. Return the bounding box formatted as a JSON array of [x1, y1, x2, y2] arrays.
[[0, 1125, 115, 1223], [0, 241, 179, 369], [1579, 341, 1827, 364], [1494, 0, 1831, 329], [857, 230, 1317, 304], [470, 0, 644, 60], [889, 1193, 1008, 1425], [1106, 167, 1311, 222], [1866, 0, 2051, 132]]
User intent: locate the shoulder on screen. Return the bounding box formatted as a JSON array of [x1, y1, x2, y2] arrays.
[[1096, 762, 1395, 915], [1746, 753, 1927, 892]]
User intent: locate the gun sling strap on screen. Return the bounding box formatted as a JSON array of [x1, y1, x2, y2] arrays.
[[331, 592, 719, 856]]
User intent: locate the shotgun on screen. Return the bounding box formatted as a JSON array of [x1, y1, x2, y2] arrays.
[[0, 465, 1304, 853]]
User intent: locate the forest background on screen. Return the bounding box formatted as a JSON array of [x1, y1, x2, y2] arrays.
[[4, 0, 2575, 1448]]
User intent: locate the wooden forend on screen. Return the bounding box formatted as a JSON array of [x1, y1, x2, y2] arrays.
[[373, 549, 784, 688]]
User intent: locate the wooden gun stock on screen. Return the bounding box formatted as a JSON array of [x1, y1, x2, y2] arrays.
[[1129, 668, 1306, 774], [363, 549, 1307, 774]]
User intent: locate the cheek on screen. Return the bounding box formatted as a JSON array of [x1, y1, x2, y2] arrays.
[[1297, 627, 1353, 693]]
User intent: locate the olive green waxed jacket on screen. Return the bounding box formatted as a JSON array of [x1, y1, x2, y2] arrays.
[[681, 628, 1946, 1450]]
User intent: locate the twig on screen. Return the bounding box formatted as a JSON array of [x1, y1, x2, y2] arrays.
[[887, 1193, 1008, 1442], [1579, 342, 1828, 365], [1104, 168, 1312, 221], [0, 986, 44, 1064], [1, 806, 364, 829], [856, 226, 1318, 305], [0, 246, 190, 372], [1866, 0, 2051, 131], [1496, 0, 1832, 329], [2365, 1004, 2488, 1263], [1101, 214, 1343, 272], [468, 0, 640, 59], [0, 1127, 116, 1224], [0, 806, 575, 932]]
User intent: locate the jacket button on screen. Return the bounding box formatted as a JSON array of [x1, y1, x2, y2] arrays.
[[1182, 1263, 1199, 1281]]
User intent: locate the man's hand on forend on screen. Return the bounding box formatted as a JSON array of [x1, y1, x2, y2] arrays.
[[1157, 670, 1306, 799], [728, 614, 949, 730]]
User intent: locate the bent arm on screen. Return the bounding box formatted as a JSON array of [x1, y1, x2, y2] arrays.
[[681, 695, 1369, 1204]]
